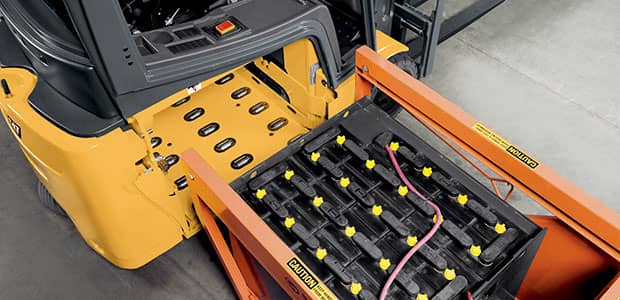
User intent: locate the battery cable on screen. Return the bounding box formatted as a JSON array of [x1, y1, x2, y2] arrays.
[[379, 145, 443, 300]]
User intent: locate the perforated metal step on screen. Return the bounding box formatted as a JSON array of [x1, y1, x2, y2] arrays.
[[148, 66, 309, 189]]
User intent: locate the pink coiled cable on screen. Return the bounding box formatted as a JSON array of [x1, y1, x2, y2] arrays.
[[379, 145, 443, 300]]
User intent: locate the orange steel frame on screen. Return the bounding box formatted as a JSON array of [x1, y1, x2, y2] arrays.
[[182, 46, 620, 299], [183, 153, 331, 300]]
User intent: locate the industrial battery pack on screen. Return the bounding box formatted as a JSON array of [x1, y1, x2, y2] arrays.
[[230, 98, 545, 300]]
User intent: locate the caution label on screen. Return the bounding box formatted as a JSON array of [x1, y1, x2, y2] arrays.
[[287, 257, 337, 300], [472, 123, 539, 169]]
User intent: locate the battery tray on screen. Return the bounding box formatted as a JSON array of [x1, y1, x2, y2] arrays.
[[231, 99, 545, 300]]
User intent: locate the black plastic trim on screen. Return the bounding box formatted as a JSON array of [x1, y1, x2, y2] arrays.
[[28, 79, 125, 138], [246, 63, 290, 103], [406, 0, 506, 58], [0, 15, 124, 138], [64, 0, 344, 118]]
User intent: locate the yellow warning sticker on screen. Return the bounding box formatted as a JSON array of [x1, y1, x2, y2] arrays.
[[473, 122, 539, 169], [287, 257, 338, 300]]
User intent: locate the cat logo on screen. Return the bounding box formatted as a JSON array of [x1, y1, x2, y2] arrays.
[[7, 115, 21, 138]]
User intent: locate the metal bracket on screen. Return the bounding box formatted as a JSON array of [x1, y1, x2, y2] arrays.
[[392, 0, 506, 77], [309, 63, 320, 85]]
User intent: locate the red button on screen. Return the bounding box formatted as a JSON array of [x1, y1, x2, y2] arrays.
[[215, 20, 236, 35]]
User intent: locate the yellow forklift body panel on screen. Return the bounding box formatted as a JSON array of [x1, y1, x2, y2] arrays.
[[0, 34, 406, 268]]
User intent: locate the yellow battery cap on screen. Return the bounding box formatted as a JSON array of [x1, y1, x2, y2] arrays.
[[495, 223, 507, 234], [470, 245, 482, 257], [284, 170, 295, 180], [310, 152, 321, 162], [398, 185, 409, 196], [422, 167, 433, 177], [312, 196, 324, 208], [344, 226, 356, 237], [372, 205, 383, 216], [336, 135, 346, 145], [350, 282, 362, 295], [365, 159, 376, 170], [255, 189, 267, 199], [316, 248, 327, 260], [433, 214, 443, 224], [389, 141, 400, 151], [284, 217, 296, 229], [407, 235, 418, 247], [339, 177, 350, 188], [379, 258, 391, 271], [457, 194, 468, 205], [416, 293, 428, 300], [443, 268, 456, 281]]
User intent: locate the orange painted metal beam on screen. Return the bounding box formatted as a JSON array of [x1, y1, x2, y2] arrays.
[[230, 233, 269, 299], [518, 216, 618, 299], [192, 196, 258, 300]]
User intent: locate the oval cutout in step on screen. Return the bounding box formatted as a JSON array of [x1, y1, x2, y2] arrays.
[[231, 87, 250, 100], [184, 107, 205, 122], [288, 134, 304, 145], [172, 96, 190, 107], [268, 117, 288, 131], [231, 154, 253, 170], [151, 137, 162, 148], [198, 122, 220, 137], [165, 154, 179, 167], [174, 176, 188, 190], [216, 73, 234, 85], [249, 102, 269, 115], [214, 137, 236, 153]]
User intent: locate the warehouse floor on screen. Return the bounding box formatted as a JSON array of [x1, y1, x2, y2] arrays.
[[1, 0, 618, 299]]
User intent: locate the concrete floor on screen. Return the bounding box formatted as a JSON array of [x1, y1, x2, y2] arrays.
[[419, 0, 620, 213], [1, 0, 618, 299]]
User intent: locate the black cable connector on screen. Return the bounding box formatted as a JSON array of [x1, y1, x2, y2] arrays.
[[1, 79, 11, 97]]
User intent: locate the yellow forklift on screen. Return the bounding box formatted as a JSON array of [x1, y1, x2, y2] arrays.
[[0, 0, 410, 269], [2, 1, 619, 300]]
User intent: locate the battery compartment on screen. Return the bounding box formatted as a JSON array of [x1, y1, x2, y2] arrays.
[[231, 100, 545, 299]]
